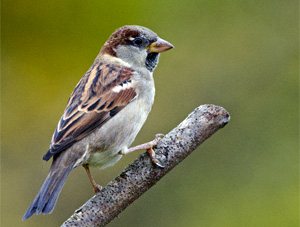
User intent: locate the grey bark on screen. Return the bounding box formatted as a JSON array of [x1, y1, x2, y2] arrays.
[[61, 104, 230, 227]]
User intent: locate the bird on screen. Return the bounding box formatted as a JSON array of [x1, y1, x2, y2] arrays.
[[23, 25, 173, 220]]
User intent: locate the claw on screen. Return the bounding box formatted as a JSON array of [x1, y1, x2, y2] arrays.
[[154, 161, 165, 168], [94, 184, 102, 194], [147, 148, 165, 168]]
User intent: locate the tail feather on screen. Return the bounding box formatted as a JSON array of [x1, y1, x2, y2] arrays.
[[23, 162, 73, 220]]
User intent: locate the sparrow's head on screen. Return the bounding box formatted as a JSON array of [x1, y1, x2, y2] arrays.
[[100, 25, 173, 72]]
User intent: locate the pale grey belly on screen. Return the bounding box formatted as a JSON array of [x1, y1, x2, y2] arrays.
[[83, 97, 153, 169]]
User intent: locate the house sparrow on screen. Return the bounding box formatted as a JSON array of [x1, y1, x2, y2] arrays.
[[23, 25, 173, 220]]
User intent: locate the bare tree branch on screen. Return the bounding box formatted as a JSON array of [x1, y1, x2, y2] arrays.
[[61, 104, 230, 227]]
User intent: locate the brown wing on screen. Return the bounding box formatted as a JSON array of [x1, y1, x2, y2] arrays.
[[43, 62, 136, 161]]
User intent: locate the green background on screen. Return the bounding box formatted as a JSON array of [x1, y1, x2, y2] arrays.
[[1, 1, 298, 226]]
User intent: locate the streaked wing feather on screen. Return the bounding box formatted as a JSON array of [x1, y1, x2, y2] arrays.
[[43, 62, 136, 161]]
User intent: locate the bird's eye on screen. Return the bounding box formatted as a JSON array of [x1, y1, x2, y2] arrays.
[[132, 37, 143, 46]]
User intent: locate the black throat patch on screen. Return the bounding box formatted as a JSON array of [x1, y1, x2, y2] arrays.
[[145, 52, 160, 72]]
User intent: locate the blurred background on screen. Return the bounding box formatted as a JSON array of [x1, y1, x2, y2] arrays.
[[1, 0, 298, 226]]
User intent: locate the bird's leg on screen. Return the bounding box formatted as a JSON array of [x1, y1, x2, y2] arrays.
[[82, 164, 102, 193], [119, 134, 165, 168]]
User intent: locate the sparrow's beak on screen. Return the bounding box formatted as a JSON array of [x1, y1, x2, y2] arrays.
[[148, 38, 174, 53]]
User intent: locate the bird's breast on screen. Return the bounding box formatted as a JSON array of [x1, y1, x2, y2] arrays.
[[85, 76, 155, 169]]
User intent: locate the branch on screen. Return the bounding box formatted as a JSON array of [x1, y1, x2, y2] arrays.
[[61, 104, 230, 227]]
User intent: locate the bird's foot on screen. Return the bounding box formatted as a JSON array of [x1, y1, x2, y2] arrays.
[[93, 184, 103, 194], [121, 133, 165, 168]]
